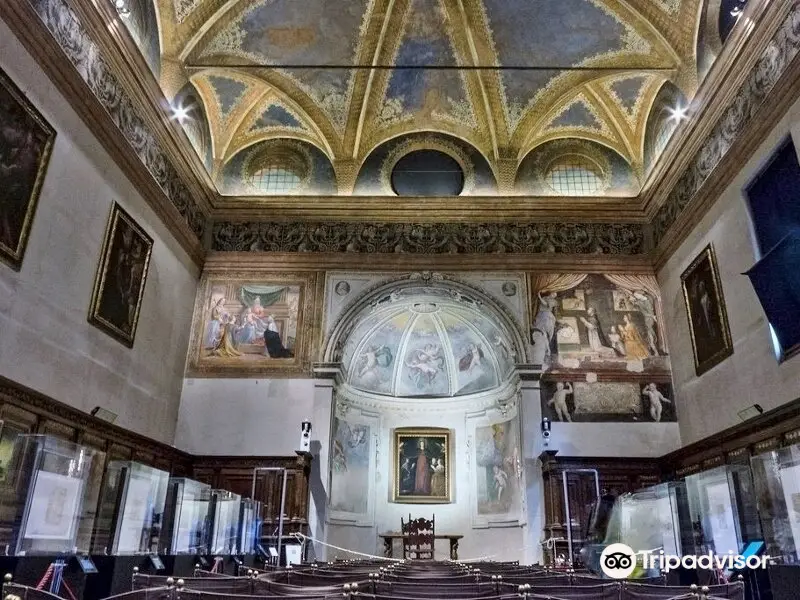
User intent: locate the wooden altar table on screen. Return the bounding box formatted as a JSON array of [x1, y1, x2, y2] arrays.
[[379, 532, 464, 559]]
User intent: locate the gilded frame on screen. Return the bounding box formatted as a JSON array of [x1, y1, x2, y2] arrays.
[[680, 243, 733, 376], [88, 202, 153, 348], [0, 67, 56, 271], [392, 427, 452, 504], [186, 271, 317, 377]]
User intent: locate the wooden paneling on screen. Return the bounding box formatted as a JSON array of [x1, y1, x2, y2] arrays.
[[0, 376, 313, 531], [660, 395, 800, 478]]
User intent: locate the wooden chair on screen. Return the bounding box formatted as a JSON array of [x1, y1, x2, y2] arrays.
[[401, 514, 435, 559]]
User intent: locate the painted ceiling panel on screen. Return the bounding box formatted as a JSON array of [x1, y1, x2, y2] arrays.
[[609, 76, 647, 113], [207, 75, 248, 116], [278, 67, 355, 132], [548, 98, 603, 131], [249, 102, 303, 131], [481, 0, 631, 68], [113, 0, 712, 199], [199, 0, 373, 65]]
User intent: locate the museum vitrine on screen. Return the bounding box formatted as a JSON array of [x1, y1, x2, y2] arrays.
[[238, 499, 261, 555], [605, 482, 690, 557], [751, 443, 800, 563], [161, 477, 212, 555], [684, 464, 762, 556], [210, 490, 241, 555], [92, 461, 169, 555], [0, 434, 104, 555]]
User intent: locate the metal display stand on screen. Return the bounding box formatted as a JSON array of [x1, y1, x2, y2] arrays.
[[252, 467, 288, 566]]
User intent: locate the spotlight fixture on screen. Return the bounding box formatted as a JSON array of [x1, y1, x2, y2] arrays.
[[114, 0, 130, 17], [731, 0, 747, 19]]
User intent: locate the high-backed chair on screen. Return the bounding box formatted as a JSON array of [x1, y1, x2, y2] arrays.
[[401, 514, 435, 559]]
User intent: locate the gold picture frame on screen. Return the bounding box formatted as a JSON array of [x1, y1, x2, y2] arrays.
[[186, 271, 317, 377], [0, 67, 56, 271], [88, 202, 153, 348], [680, 243, 733, 376], [393, 427, 451, 504]]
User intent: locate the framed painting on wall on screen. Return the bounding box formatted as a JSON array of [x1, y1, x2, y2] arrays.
[[680, 244, 733, 376], [187, 271, 316, 376], [88, 202, 153, 348], [0, 67, 56, 271], [392, 428, 451, 504]]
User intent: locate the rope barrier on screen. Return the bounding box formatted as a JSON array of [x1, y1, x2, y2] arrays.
[[35, 564, 54, 590], [292, 532, 401, 562]]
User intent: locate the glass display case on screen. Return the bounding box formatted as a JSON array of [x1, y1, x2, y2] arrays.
[[161, 478, 211, 555], [605, 482, 690, 557], [238, 499, 261, 555], [751, 443, 800, 563], [0, 434, 104, 555], [685, 464, 762, 556], [210, 490, 241, 555], [93, 462, 169, 555]]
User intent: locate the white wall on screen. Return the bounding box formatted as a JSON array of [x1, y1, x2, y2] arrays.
[[175, 379, 318, 455], [658, 96, 800, 445], [0, 17, 199, 444]]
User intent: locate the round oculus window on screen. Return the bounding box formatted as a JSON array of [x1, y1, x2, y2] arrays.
[[391, 149, 465, 196]]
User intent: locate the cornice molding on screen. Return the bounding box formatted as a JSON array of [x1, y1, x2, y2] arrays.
[[201, 252, 657, 274], [211, 221, 647, 256], [3, 0, 798, 267], [211, 196, 648, 222]]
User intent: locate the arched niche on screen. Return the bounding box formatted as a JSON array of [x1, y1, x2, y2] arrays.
[[516, 138, 639, 197], [353, 132, 497, 196], [218, 138, 337, 195], [642, 81, 688, 173], [322, 277, 530, 536]]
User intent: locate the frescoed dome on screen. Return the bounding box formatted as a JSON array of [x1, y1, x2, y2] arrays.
[[340, 287, 516, 398]]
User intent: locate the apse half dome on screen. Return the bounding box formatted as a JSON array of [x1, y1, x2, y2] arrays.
[[341, 291, 516, 398]]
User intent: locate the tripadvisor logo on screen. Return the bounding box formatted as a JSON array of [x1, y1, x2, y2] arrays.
[[600, 543, 771, 579]]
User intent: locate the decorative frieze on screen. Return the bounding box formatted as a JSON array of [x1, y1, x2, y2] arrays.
[[212, 221, 646, 255], [653, 3, 800, 245], [29, 0, 206, 239]]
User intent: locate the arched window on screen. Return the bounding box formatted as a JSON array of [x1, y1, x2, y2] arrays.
[[545, 155, 605, 195], [247, 148, 308, 193]]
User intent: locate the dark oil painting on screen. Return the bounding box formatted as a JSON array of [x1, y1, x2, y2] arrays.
[[88, 203, 153, 347], [393, 428, 451, 504], [681, 244, 733, 375], [0, 67, 55, 270]]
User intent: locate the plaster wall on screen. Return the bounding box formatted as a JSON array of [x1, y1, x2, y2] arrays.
[[657, 96, 800, 445], [0, 17, 198, 444]]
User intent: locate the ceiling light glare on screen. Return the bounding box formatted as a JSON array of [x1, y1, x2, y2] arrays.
[[172, 103, 191, 124], [668, 104, 688, 122]]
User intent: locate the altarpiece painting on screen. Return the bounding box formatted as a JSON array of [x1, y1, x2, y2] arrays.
[[393, 428, 451, 504], [0, 67, 56, 271]]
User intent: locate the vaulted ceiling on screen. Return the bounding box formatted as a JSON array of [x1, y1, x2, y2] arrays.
[[116, 0, 744, 202]]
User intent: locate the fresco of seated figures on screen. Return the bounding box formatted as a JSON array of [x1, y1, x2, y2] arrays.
[[529, 273, 669, 374]]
